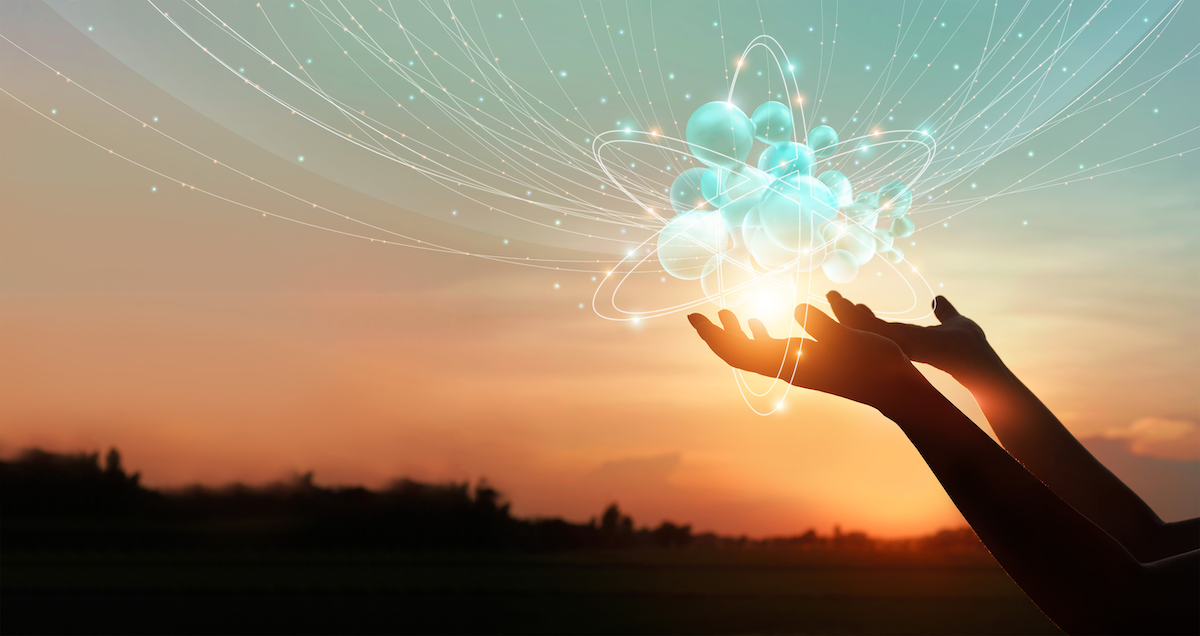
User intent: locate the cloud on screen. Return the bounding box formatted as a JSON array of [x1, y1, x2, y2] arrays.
[[584, 453, 682, 488], [1101, 417, 1200, 462]]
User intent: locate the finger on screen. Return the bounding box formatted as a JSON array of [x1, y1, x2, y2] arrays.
[[688, 312, 717, 331], [689, 314, 736, 360], [855, 303, 877, 318], [747, 318, 771, 340], [932, 296, 960, 323], [827, 292, 870, 329], [794, 304, 843, 341], [718, 309, 748, 338]]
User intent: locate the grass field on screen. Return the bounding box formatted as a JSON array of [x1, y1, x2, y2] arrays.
[[2, 549, 1062, 634]]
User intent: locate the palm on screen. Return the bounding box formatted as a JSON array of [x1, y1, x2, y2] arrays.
[[826, 291, 992, 378], [689, 305, 922, 410]]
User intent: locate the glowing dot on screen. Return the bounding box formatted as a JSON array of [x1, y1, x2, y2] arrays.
[[555, 219, 561, 225], [684, 93, 691, 100], [559, 70, 567, 77], [1027, 151, 1034, 157], [600, 97, 607, 104], [1061, 67, 1068, 72], [239, 68, 245, 73], [865, 65, 871, 70], [152, 116, 158, 122], [298, 155, 305, 162], [619, 29, 624, 34], [668, 73, 675, 80], [497, 13, 502, 18], [578, 303, 584, 309], [970, 183, 977, 189], [1153, 108, 1159, 114], [1022, 220, 1028, 225], [941, 22, 945, 27], [503, 239, 509, 244], [954, 64, 960, 70], [712, 21, 718, 27], [87, 26, 93, 31], [554, 283, 560, 289], [50, 109, 56, 115], [451, 210, 457, 216], [913, 53, 919, 58], [151, 186, 157, 192], [1018, 33, 1023, 38]]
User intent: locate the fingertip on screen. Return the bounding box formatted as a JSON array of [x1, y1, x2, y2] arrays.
[[932, 296, 960, 319]]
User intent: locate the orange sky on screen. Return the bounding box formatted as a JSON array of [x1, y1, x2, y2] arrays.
[[2, 2, 1197, 538]]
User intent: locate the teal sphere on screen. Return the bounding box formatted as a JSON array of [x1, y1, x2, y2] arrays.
[[822, 248, 859, 284], [759, 141, 815, 179], [686, 101, 754, 169], [701, 168, 727, 202], [890, 215, 915, 239], [657, 210, 726, 280], [878, 181, 912, 217], [807, 125, 839, 158], [751, 101, 794, 144], [816, 170, 853, 207], [669, 167, 708, 214], [758, 175, 837, 253]]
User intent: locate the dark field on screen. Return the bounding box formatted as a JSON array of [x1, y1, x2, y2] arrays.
[[3, 549, 1061, 635]]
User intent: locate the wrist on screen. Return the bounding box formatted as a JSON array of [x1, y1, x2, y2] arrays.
[[949, 343, 1012, 389], [873, 367, 944, 419]]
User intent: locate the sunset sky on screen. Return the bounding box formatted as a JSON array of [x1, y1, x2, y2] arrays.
[[1, 0, 1197, 538]]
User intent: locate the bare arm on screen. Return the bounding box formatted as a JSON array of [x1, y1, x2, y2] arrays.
[[827, 291, 1199, 562], [690, 306, 1199, 634]]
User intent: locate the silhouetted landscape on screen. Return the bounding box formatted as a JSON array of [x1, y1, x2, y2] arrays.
[[2, 448, 1060, 634]]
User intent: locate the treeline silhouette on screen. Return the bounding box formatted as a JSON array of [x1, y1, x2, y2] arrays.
[[1, 448, 985, 554]]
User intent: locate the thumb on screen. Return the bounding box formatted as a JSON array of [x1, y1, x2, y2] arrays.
[[932, 296, 960, 323], [794, 304, 843, 341]]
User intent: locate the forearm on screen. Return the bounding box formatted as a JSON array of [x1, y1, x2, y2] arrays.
[[878, 380, 1148, 633], [949, 350, 1189, 561]]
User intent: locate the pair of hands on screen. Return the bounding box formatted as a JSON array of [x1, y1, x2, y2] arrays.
[[688, 291, 992, 411]]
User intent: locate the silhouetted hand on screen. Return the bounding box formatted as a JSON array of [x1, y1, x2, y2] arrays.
[[826, 290, 997, 380], [688, 305, 925, 411]]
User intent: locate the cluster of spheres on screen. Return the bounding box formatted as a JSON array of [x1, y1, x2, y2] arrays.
[[657, 100, 914, 307]]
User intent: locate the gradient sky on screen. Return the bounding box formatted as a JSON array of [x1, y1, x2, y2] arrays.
[[1, 1, 1197, 537]]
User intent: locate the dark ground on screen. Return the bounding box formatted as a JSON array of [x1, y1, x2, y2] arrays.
[[1, 449, 1062, 634], [3, 549, 1060, 635]]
